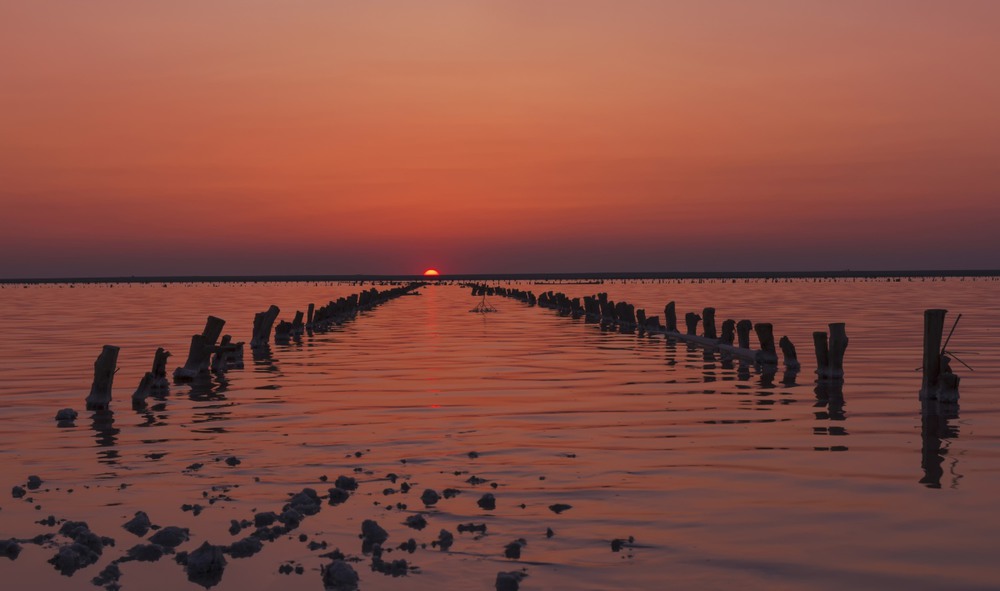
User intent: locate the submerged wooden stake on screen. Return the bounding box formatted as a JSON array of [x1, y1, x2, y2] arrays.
[[86, 345, 119, 410], [753, 323, 778, 365], [736, 320, 753, 350], [251, 305, 281, 348], [702, 307, 717, 340], [664, 301, 677, 333], [778, 336, 800, 370], [719, 319, 735, 346], [921, 309, 959, 402]]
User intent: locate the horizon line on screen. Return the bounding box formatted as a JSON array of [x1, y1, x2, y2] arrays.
[[2, 269, 999, 284]]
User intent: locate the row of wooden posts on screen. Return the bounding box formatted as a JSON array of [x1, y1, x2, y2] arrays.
[[470, 283, 846, 379], [81, 283, 422, 414], [470, 284, 962, 403]]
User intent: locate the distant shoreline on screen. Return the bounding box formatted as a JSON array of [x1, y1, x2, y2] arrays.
[[1, 269, 998, 284]]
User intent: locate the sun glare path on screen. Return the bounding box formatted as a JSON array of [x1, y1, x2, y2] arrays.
[[423, 269, 440, 276]]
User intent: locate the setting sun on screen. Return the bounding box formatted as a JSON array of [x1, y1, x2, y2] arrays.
[[423, 269, 440, 277]]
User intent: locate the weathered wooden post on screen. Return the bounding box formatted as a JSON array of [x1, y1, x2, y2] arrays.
[[920, 309, 959, 402], [828, 323, 848, 380], [664, 302, 677, 332], [291, 311, 305, 336], [211, 335, 244, 372], [719, 319, 735, 346], [684, 312, 701, 336], [702, 307, 717, 339], [251, 305, 280, 349], [174, 316, 226, 380], [85, 345, 119, 410], [200, 316, 226, 348], [150, 347, 170, 391], [736, 320, 753, 350], [778, 336, 800, 370], [753, 323, 777, 365], [306, 303, 315, 329], [920, 309, 946, 399], [132, 373, 155, 408], [813, 331, 830, 379], [133, 347, 171, 408]]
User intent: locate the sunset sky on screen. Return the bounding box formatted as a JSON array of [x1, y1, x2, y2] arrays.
[[2, 1, 998, 277]]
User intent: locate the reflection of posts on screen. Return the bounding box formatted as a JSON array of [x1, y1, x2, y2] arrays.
[[920, 401, 960, 489]]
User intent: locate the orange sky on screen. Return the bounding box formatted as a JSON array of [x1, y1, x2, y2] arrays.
[[1, 1, 999, 277]]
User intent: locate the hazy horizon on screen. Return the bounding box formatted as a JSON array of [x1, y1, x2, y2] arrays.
[[3, 1, 999, 277]]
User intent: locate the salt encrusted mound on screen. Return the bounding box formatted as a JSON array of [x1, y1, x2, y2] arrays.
[[322, 559, 359, 590], [123, 511, 152, 537]]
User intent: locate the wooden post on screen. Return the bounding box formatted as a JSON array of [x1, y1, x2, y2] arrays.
[[85, 345, 119, 410], [132, 372, 155, 408], [201, 316, 225, 347], [664, 302, 677, 332], [921, 309, 946, 399], [684, 312, 700, 335], [828, 323, 848, 379], [702, 307, 717, 339], [174, 316, 226, 380], [151, 347, 170, 391], [778, 336, 800, 370], [291, 311, 305, 336], [251, 305, 280, 348], [736, 320, 753, 350], [173, 334, 211, 380], [754, 323, 777, 365], [274, 320, 292, 342], [307, 303, 315, 328], [813, 331, 830, 379], [719, 320, 735, 346]]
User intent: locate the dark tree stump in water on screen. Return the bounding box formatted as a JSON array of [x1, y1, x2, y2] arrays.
[[86, 345, 119, 410]]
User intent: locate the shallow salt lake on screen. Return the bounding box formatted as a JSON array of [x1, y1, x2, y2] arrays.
[[1, 278, 999, 590]]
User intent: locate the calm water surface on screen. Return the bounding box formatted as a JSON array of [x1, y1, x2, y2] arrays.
[[1, 279, 999, 590]]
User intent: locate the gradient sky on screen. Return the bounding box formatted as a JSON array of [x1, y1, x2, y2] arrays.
[[2, 1, 999, 277]]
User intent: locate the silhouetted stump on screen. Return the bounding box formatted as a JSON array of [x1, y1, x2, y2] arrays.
[[291, 311, 305, 336], [150, 347, 170, 391], [753, 323, 777, 365], [684, 312, 700, 336], [175, 317, 226, 380], [828, 323, 848, 380], [719, 319, 735, 345], [132, 372, 156, 409], [702, 307, 716, 339], [274, 320, 292, 343], [211, 335, 244, 372], [736, 320, 752, 350], [920, 309, 955, 401], [85, 345, 119, 410], [778, 336, 800, 370], [306, 303, 315, 328], [251, 305, 280, 348], [664, 301, 677, 332]]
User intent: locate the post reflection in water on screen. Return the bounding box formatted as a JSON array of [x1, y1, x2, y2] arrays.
[[920, 401, 961, 489], [813, 381, 848, 451], [90, 409, 120, 464]]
